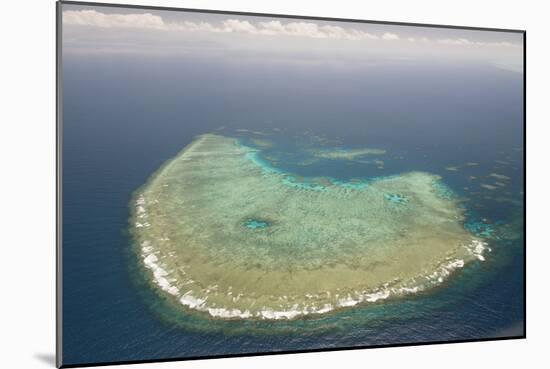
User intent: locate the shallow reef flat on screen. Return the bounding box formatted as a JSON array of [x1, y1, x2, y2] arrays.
[[311, 147, 386, 160], [248, 138, 273, 149], [131, 134, 488, 320]]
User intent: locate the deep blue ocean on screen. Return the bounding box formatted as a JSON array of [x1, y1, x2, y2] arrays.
[[62, 53, 524, 366]]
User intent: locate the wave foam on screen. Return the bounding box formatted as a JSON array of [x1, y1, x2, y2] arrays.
[[468, 239, 491, 261], [141, 240, 180, 296], [137, 239, 490, 320], [135, 189, 491, 320]]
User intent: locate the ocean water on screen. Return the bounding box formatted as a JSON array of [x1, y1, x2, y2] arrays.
[[61, 53, 524, 366]]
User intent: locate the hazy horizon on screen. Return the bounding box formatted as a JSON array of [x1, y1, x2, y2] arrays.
[[61, 4, 524, 72]]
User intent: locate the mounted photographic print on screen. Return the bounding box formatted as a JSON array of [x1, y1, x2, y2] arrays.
[[57, 1, 525, 367]]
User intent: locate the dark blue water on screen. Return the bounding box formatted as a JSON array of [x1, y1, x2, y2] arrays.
[[62, 53, 524, 366]]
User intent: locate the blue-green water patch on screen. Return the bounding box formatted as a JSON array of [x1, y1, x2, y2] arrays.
[[463, 210, 496, 239], [282, 176, 326, 192], [244, 219, 270, 229], [465, 220, 494, 238], [330, 179, 369, 190], [384, 193, 408, 204], [243, 150, 282, 175]]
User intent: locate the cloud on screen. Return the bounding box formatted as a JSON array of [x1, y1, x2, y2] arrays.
[[381, 32, 399, 41], [437, 38, 519, 47], [222, 19, 258, 33], [177, 20, 226, 33], [62, 10, 386, 41], [63, 10, 166, 29], [63, 10, 521, 49], [242, 20, 380, 40]]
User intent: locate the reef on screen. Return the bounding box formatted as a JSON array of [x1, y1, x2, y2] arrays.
[[311, 147, 386, 160], [131, 134, 488, 320]]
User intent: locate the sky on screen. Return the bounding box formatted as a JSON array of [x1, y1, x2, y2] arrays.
[[61, 4, 524, 72]]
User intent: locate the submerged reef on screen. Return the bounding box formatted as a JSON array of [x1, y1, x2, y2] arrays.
[[131, 134, 488, 320], [249, 138, 273, 149], [311, 147, 386, 160]]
